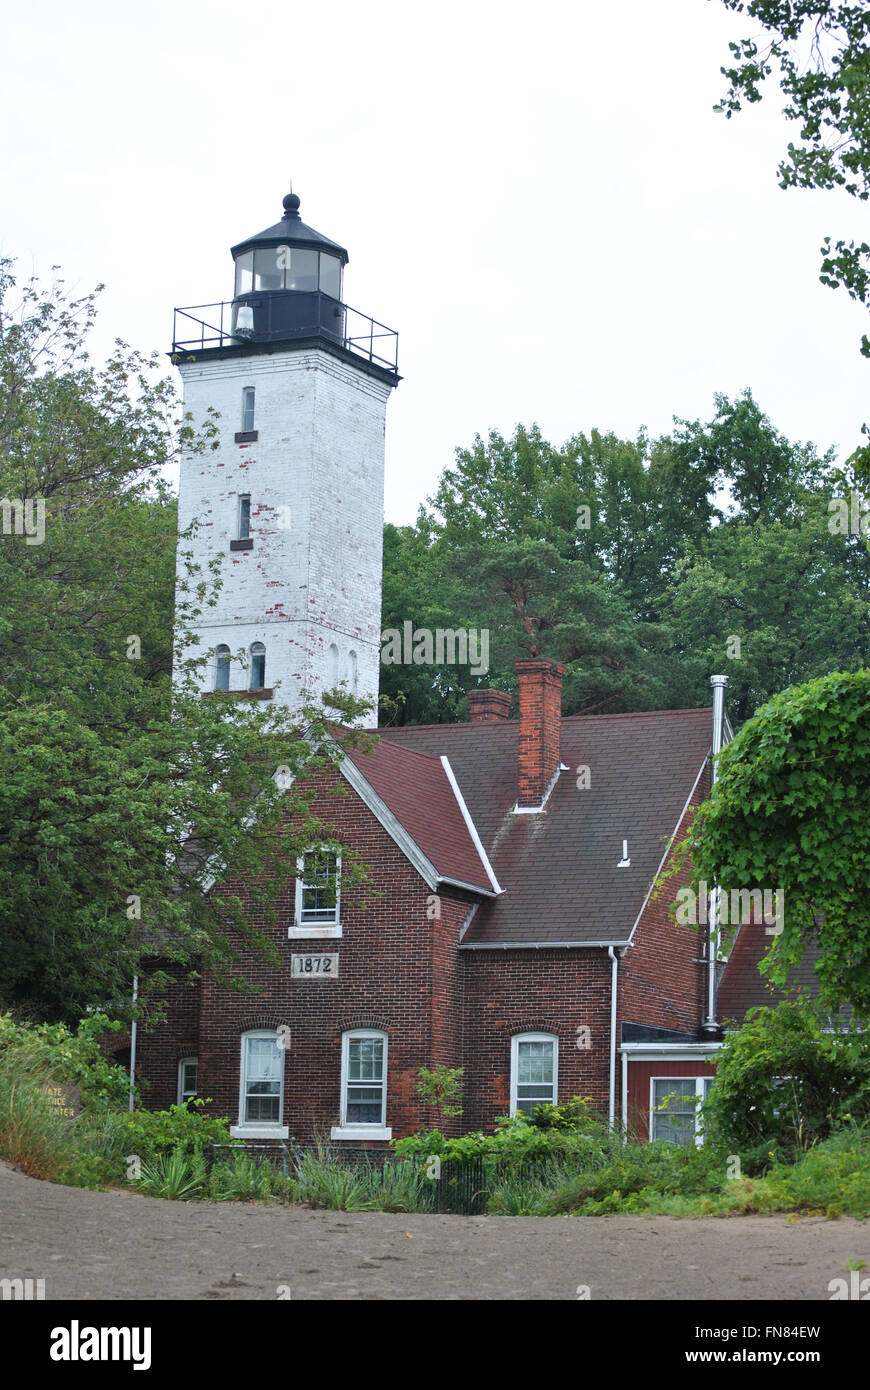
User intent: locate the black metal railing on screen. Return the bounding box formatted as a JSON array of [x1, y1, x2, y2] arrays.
[[171, 294, 398, 374], [205, 1141, 555, 1215]]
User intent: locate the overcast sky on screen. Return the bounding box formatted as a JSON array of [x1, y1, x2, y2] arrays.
[[2, 0, 867, 523]]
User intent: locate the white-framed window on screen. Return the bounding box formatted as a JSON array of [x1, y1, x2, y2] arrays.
[[250, 641, 265, 690], [241, 387, 255, 432], [650, 1076, 714, 1147], [238, 494, 251, 539], [291, 848, 341, 937], [230, 1030, 288, 1138], [510, 1033, 558, 1116], [214, 644, 230, 692], [331, 1030, 391, 1140], [177, 1057, 198, 1105]]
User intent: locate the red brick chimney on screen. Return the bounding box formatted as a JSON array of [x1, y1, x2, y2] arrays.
[[515, 659, 565, 808], [467, 689, 512, 723]]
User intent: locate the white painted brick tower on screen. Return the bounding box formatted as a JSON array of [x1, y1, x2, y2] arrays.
[[172, 191, 399, 718]]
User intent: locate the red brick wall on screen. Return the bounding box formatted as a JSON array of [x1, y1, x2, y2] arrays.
[[460, 948, 613, 1131], [136, 966, 201, 1110], [139, 765, 473, 1144], [619, 766, 711, 1035], [137, 758, 715, 1142]]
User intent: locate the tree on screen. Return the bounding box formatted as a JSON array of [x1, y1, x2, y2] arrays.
[[660, 392, 869, 721], [383, 399, 867, 723], [671, 669, 870, 1017], [0, 262, 371, 1023], [417, 423, 707, 717], [713, 0, 870, 478]]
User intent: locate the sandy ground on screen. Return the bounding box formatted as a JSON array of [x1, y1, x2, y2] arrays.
[[0, 1161, 865, 1300]]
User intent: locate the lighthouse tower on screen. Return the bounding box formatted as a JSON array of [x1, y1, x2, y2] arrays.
[[172, 191, 399, 717]]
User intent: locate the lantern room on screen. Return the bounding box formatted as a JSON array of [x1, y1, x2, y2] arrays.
[[229, 192, 348, 344]]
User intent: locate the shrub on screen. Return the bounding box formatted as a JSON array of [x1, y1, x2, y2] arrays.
[[119, 1100, 233, 1163], [137, 1147, 207, 1200], [392, 1106, 620, 1168], [0, 1011, 129, 1108], [701, 1003, 870, 1169]]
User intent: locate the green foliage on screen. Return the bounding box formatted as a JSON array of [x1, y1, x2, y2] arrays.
[[292, 1142, 431, 1212], [415, 1064, 464, 1118], [526, 1096, 601, 1132], [203, 1148, 298, 1203], [714, 1, 870, 479], [667, 670, 870, 1014], [0, 1011, 129, 1107], [0, 262, 374, 1022], [119, 1100, 233, 1162], [392, 1104, 619, 1167], [701, 1004, 870, 1166], [137, 1146, 207, 1200], [381, 399, 866, 727], [544, 1143, 725, 1215]]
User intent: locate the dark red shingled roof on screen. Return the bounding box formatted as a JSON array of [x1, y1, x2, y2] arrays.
[[374, 707, 713, 945], [717, 926, 852, 1027], [341, 737, 497, 893]]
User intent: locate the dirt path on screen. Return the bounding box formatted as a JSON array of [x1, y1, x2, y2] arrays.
[[0, 1162, 865, 1300]]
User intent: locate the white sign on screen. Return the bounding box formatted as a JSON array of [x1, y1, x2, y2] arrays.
[[291, 953, 339, 979]]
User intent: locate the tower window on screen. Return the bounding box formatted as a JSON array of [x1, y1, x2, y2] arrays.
[[250, 642, 266, 690], [215, 645, 230, 692], [241, 388, 255, 433], [238, 495, 251, 540]]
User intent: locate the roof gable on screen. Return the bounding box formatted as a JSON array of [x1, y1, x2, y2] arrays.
[[377, 708, 712, 945]]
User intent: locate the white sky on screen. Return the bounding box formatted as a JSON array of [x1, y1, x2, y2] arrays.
[[2, 0, 867, 523]]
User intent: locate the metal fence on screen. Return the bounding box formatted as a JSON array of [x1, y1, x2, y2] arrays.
[[205, 1141, 549, 1215]]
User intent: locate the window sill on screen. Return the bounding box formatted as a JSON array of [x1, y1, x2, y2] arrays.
[[330, 1126, 391, 1142], [202, 688, 274, 701], [289, 924, 342, 938], [234, 430, 258, 443], [230, 1125, 289, 1139], [230, 538, 253, 551]]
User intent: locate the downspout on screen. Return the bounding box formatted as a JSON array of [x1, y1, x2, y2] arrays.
[[607, 946, 620, 1128], [701, 675, 728, 1038], [128, 975, 138, 1113]]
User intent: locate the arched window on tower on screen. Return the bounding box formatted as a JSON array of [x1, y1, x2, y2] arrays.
[[215, 645, 230, 692], [348, 649, 358, 694], [250, 642, 266, 690], [241, 387, 255, 432], [327, 643, 339, 689]]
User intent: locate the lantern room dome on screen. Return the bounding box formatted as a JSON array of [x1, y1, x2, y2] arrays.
[[230, 192, 349, 264], [230, 191, 347, 304]]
